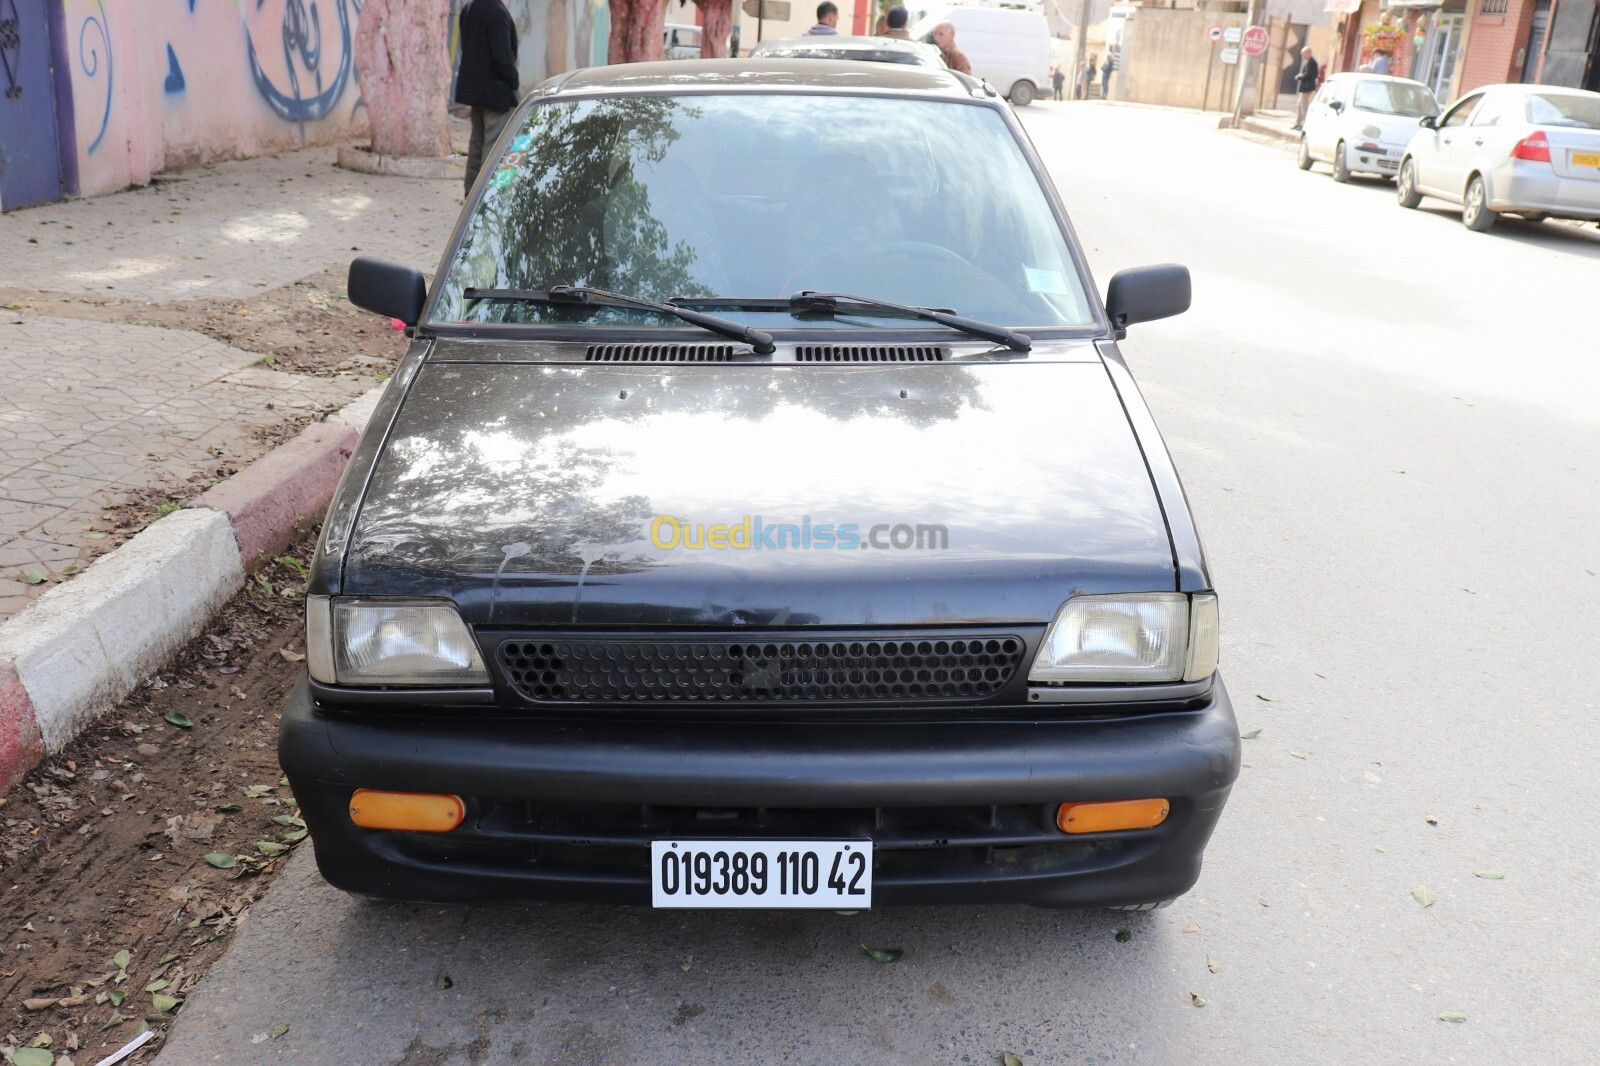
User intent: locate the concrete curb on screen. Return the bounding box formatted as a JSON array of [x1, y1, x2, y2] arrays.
[[0, 383, 386, 788], [1236, 115, 1298, 146]]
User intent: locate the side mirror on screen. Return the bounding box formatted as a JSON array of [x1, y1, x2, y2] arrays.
[[1419, 115, 1437, 129], [1329, 100, 1344, 112], [1105, 264, 1191, 334], [348, 257, 427, 327]]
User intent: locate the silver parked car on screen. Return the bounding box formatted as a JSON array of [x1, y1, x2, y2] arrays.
[[1298, 73, 1440, 183], [1397, 84, 1600, 231]]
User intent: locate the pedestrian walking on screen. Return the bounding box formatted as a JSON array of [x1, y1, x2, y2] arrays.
[[456, 0, 520, 195], [1051, 66, 1065, 102], [879, 5, 912, 40], [1292, 46, 1319, 130], [1100, 54, 1113, 99], [1077, 54, 1097, 100], [932, 22, 971, 75], [806, 2, 840, 35]]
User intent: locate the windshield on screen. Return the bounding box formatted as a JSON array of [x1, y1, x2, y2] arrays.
[[432, 94, 1092, 330], [754, 48, 931, 65], [1526, 93, 1600, 129], [1352, 80, 1438, 117]]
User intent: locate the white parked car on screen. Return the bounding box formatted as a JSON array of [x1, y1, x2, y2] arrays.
[[1298, 73, 1440, 183], [1397, 84, 1600, 231], [910, 6, 1051, 106]]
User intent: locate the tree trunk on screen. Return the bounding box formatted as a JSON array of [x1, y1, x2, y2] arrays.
[[609, 0, 668, 63], [693, 0, 733, 57], [354, 0, 453, 158]]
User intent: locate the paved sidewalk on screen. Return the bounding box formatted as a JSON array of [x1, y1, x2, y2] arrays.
[[1237, 108, 1298, 146], [0, 143, 463, 621], [0, 314, 366, 620]]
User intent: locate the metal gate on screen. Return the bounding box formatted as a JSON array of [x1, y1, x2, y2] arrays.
[[1523, 0, 1552, 82], [0, 0, 65, 211], [1541, 0, 1599, 90]]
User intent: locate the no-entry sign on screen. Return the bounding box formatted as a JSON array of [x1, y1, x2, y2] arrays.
[[1243, 26, 1269, 55], [1208, 25, 1223, 41]]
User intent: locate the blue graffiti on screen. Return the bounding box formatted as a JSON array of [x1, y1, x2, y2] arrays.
[[163, 43, 185, 94], [245, 0, 363, 145], [78, 0, 113, 154]]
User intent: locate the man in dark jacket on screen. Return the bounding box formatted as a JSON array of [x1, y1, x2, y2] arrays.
[[456, 0, 520, 194], [879, 5, 912, 39], [1292, 46, 1319, 131]]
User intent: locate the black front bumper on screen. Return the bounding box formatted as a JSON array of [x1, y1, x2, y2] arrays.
[[279, 677, 1240, 908]]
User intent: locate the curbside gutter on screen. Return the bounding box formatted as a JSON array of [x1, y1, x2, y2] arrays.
[[0, 384, 386, 789]]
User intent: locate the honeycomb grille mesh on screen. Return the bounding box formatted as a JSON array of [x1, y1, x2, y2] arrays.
[[794, 345, 946, 363], [496, 635, 1026, 704]]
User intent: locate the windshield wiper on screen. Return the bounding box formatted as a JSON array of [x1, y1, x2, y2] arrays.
[[463, 285, 776, 354], [673, 292, 1032, 352]]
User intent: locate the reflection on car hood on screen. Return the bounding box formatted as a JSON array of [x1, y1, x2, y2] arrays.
[[344, 342, 1176, 627]]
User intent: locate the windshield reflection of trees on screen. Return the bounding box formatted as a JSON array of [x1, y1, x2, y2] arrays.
[[444, 98, 712, 324], [354, 364, 994, 577]]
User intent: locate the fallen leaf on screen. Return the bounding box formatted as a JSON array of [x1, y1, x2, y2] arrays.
[[1114, 929, 1132, 943], [108, 989, 125, 1007], [277, 829, 308, 843], [151, 993, 181, 1013], [1191, 993, 1207, 1007], [272, 1022, 290, 1038], [22, 997, 56, 1011], [1438, 1011, 1466, 1023], [215, 804, 243, 813], [113, 949, 130, 972], [256, 841, 288, 856], [99, 1012, 125, 1031], [1003, 1054, 1024, 1066], [1289, 751, 1308, 760], [159, 953, 179, 965], [678, 953, 693, 973], [861, 945, 903, 964], [1425, 815, 1439, 825], [436, 974, 453, 990], [12, 1047, 54, 1066], [244, 785, 275, 799], [272, 815, 306, 828], [1239, 728, 1262, 740], [164, 711, 194, 729], [83, 531, 107, 540], [1474, 871, 1504, 880], [1207, 958, 1220, 973], [24, 569, 48, 585], [1411, 885, 1439, 907], [1255, 694, 1273, 702], [203, 852, 237, 869], [29, 1032, 52, 1047], [278, 648, 305, 663], [144, 980, 169, 993]]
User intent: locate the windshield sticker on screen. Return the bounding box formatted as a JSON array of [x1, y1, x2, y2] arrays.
[[1024, 267, 1071, 295]]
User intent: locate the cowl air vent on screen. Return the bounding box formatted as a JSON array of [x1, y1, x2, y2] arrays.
[[795, 344, 946, 363], [585, 343, 744, 362]]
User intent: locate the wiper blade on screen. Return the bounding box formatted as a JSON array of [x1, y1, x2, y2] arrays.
[[789, 291, 1032, 352], [463, 286, 776, 354]]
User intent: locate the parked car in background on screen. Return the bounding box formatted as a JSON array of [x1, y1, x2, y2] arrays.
[[910, 6, 1051, 106], [285, 59, 1239, 912], [1298, 73, 1440, 183], [750, 35, 944, 67], [1397, 84, 1600, 231], [665, 23, 702, 59]]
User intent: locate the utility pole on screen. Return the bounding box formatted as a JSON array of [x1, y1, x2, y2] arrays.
[[1072, 0, 1091, 98], [1229, 0, 1259, 128]]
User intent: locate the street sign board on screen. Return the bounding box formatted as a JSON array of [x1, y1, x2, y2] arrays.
[[1243, 26, 1269, 55], [1220, 47, 1240, 65], [1223, 26, 1242, 43], [1208, 25, 1223, 41]]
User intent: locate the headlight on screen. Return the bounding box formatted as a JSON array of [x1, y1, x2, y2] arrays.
[[1029, 593, 1218, 684], [305, 596, 490, 687]]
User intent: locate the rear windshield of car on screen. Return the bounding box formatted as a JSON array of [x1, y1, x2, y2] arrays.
[[432, 94, 1092, 330], [756, 48, 928, 64], [1352, 80, 1438, 117], [1525, 93, 1600, 129]]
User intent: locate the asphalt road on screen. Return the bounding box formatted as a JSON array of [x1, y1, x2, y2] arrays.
[[156, 103, 1600, 1065]]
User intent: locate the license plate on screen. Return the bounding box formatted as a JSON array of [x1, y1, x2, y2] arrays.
[[1573, 151, 1600, 168], [651, 840, 872, 908]]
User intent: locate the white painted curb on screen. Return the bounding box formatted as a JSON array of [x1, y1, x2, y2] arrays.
[[0, 508, 245, 752]]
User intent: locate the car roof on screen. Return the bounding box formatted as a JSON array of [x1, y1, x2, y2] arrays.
[[1466, 82, 1600, 97], [1327, 73, 1430, 87], [548, 58, 975, 99]]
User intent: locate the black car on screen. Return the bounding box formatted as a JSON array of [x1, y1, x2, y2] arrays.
[[281, 59, 1240, 910]]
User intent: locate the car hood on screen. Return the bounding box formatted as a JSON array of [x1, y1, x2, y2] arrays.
[[342, 345, 1177, 627], [1353, 109, 1431, 145]]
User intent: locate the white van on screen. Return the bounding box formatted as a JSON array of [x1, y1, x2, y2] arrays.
[[910, 7, 1053, 106]]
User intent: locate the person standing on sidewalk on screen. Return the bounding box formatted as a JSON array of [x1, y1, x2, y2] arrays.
[[456, 0, 520, 195], [1292, 46, 1319, 131], [932, 22, 972, 75], [1051, 66, 1065, 101]]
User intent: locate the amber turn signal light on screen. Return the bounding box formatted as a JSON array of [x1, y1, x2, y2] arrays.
[[1056, 799, 1170, 834], [349, 790, 465, 833]]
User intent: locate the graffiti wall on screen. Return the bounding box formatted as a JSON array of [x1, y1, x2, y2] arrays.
[[62, 0, 370, 198]]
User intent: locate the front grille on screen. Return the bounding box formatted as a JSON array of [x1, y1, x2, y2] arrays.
[[495, 633, 1027, 704], [585, 343, 744, 362], [795, 344, 945, 363]]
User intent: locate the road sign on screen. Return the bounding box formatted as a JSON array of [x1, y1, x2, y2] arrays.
[[1208, 25, 1223, 41], [1223, 26, 1242, 44], [1243, 26, 1269, 55], [1220, 47, 1240, 65]]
